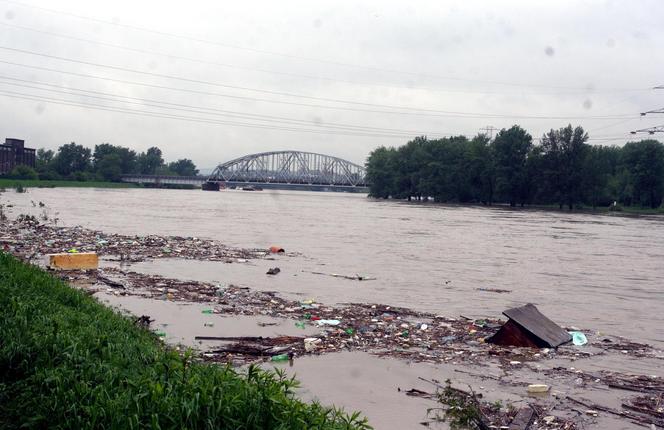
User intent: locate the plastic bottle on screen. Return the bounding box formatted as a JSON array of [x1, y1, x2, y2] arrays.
[[271, 354, 289, 362]]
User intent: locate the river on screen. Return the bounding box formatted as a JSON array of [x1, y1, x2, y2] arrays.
[[4, 186, 664, 429], [4, 187, 663, 348]]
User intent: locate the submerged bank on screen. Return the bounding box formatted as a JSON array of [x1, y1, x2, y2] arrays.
[[0, 253, 370, 429], [0, 178, 137, 189]]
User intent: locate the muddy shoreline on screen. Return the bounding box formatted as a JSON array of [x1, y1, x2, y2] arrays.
[[2, 218, 663, 429]]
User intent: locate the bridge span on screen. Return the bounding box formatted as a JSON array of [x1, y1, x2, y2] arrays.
[[121, 150, 369, 193]]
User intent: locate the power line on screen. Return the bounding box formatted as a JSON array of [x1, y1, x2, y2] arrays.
[[0, 89, 632, 143], [1, 45, 647, 115], [0, 89, 463, 139], [587, 117, 640, 134], [0, 60, 639, 121], [0, 77, 455, 136], [0, 0, 650, 93], [0, 22, 620, 97]]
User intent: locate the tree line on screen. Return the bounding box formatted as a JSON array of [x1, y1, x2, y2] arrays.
[[4, 142, 199, 182], [366, 124, 664, 209]]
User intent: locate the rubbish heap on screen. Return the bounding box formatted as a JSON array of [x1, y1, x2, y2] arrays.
[[0, 218, 269, 262]]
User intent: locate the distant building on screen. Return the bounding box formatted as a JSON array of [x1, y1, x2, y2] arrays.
[[0, 138, 36, 175]]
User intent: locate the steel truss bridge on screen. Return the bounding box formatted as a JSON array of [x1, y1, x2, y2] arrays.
[[207, 151, 367, 191], [121, 151, 368, 192]]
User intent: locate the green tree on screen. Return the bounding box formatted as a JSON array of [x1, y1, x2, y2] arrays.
[[583, 145, 619, 208], [363, 125, 663, 211], [168, 158, 199, 176], [467, 134, 496, 205], [52, 142, 92, 178], [366, 146, 397, 198], [418, 136, 473, 202], [621, 139, 664, 208], [492, 125, 533, 206], [137, 147, 164, 174], [35, 148, 58, 179], [95, 153, 123, 181], [35, 148, 54, 170], [93, 143, 137, 177], [540, 125, 589, 209]]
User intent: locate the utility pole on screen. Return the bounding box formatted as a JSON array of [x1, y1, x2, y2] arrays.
[[479, 125, 497, 139]]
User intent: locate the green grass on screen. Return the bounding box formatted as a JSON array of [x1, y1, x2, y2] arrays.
[[0, 179, 137, 189], [602, 205, 664, 215], [492, 202, 664, 216], [0, 253, 370, 430]]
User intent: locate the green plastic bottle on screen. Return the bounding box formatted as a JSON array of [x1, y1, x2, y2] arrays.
[[271, 354, 289, 362]]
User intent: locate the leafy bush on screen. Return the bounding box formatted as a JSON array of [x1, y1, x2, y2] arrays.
[[7, 165, 38, 180], [37, 169, 61, 181]]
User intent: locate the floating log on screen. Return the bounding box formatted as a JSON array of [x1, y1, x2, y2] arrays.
[[195, 335, 303, 346]]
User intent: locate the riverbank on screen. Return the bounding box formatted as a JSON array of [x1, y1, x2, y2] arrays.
[[386, 198, 664, 216], [0, 252, 369, 429], [0, 178, 137, 189]]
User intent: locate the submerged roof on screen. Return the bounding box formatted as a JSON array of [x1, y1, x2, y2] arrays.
[[503, 303, 571, 348]]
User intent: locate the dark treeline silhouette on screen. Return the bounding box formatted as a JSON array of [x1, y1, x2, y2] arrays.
[[3, 142, 199, 182], [366, 125, 664, 209]]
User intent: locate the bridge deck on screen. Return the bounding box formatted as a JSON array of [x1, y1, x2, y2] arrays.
[[120, 175, 368, 192]]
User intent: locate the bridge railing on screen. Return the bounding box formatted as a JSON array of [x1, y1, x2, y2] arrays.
[[120, 174, 208, 184], [208, 151, 367, 187]]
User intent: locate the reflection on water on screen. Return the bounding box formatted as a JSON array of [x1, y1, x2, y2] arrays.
[[5, 188, 664, 346]]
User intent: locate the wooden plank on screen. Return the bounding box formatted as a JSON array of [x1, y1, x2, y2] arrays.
[[503, 303, 571, 348], [509, 406, 534, 430], [47, 252, 98, 270]]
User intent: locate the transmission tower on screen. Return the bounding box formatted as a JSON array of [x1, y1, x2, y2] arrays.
[[479, 125, 497, 139]]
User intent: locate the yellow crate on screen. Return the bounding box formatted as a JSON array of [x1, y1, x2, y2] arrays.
[[47, 252, 99, 270]]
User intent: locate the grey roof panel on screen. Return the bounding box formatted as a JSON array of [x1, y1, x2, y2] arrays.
[[503, 303, 572, 348]]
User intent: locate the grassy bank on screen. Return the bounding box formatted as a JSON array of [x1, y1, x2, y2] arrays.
[[527, 203, 664, 215], [0, 178, 137, 189], [0, 253, 369, 429]]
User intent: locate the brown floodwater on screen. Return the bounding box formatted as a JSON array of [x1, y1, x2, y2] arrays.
[[94, 292, 656, 430], [6, 187, 662, 429], [6, 187, 663, 347]]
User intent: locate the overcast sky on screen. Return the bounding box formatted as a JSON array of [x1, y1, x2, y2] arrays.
[[1, 0, 663, 169]]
